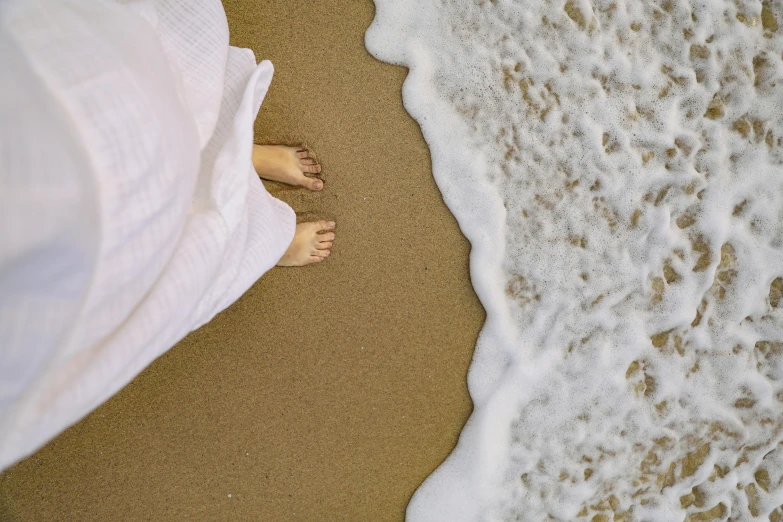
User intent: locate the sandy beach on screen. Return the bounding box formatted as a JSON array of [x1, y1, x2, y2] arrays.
[[0, 1, 484, 520]]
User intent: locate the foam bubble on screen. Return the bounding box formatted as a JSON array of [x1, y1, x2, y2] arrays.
[[368, 0, 783, 519]]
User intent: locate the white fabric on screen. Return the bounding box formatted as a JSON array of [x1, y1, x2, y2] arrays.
[[0, 0, 296, 471]]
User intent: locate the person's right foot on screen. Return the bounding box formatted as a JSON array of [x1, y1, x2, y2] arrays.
[[277, 221, 335, 266]]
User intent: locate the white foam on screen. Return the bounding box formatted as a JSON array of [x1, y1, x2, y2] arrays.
[[367, 0, 783, 519]]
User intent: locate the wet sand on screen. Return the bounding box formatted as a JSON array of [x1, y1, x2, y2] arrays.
[[0, 1, 484, 520]]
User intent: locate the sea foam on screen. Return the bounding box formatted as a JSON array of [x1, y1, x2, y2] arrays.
[[367, 0, 783, 519]]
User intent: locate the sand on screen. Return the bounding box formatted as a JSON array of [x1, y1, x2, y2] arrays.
[[0, 1, 484, 520]]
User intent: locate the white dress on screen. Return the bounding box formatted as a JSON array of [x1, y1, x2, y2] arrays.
[[0, 0, 296, 471]]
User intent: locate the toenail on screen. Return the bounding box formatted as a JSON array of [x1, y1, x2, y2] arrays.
[[327, 221, 335, 227], [315, 181, 323, 189]]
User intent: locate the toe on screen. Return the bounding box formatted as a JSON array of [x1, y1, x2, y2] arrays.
[[312, 248, 330, 258], [309, 255, 324, 264], [303, 164, 322, 174], [296, 150, 309, 159], [316, 241, 333, 250], [307, 178, 324, 191], [300, 158, 317, 165], [318, 220, 336, 231], [319, 232, 336, 242]]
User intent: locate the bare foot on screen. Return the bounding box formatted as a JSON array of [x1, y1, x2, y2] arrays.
[[277, 221, 335, 267], [252, 144, 324, 191]]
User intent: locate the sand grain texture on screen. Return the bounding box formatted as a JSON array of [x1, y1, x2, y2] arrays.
[[0, 1, 484, 520]]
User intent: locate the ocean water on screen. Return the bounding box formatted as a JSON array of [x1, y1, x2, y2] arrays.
[[366, 0, 783, 520]]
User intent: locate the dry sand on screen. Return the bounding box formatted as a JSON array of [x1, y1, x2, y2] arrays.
[[0, 1, 484, 520]]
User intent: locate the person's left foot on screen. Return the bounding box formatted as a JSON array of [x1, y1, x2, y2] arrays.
[[252, 144, 324, 191]]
